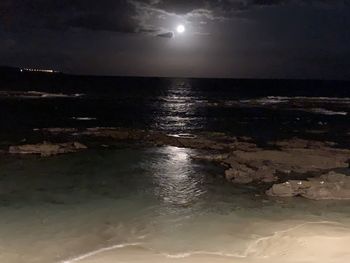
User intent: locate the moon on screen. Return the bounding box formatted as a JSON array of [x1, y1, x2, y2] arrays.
[[176, 25, 185, 34]]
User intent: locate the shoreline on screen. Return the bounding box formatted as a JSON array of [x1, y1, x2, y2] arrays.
[[1, 137, 350, 263]]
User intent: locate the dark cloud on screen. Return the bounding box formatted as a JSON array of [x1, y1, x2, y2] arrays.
[[0, 0, 151, 33], [1, 0, 348, 34], [157, 31, 174, 38], [144, 0, 350, 16]]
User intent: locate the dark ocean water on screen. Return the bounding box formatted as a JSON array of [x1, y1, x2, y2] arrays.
[[0, 71, 349, 143]]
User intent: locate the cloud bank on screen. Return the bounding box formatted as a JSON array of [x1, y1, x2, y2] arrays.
[[1, 0, 348, 35]]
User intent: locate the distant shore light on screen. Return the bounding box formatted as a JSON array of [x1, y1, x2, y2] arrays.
[[21, 68, 56, 73]]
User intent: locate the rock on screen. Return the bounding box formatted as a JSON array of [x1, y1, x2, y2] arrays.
[[36, 127, 350, 191], [9, 142, 87, 157], [225, 166, 254, 184], [191, 153, 229, 162], [231, 141, 259, 152], [267, 172, 350, 200], [267, 180, 312, 197], [232, 148, 350, 174], [256, 166, 278, 183], [273, 138, 337, 149], [177, 137, 229, 150], [41, 127, 251, 151], [39, 128, 79, 134], [267, 182, 297, 197], [320, 171, 349, 183], [302, 185, 350, 200], [225, 164, 278, 184], [72, 142, 88, 150]]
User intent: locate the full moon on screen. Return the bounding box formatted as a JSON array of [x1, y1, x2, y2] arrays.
[[176, 25, 185, 34]]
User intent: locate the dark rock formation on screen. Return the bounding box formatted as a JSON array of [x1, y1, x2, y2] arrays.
[[267, 172, 350, 200], [9, 142, 87, 157], [33, 127, 350, 196]]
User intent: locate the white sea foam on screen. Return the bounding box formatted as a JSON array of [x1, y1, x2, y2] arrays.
[[307, 108, 348, 116], [240, 96, 350, 105], [61, 243, 142, 263], [159, 221, 347, 260], [232, 96, 350, 116], [0, 90, 85, 99], [267, 96, 350, 102], [162, 251, 247, 259], [71, 117, 97, 121], [167, 133, 197, 139], [240, 97, 288, 105], [244, 221, 347, 255], [59, 221, 350, 263]]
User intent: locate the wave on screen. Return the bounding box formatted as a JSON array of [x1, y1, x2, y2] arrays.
[[0, 90, 84, 99], [61, 242, 143, 263], [215, 96, 349, 116], [60, 221, 349, 263], [71, 117, 97, 121], [267, 96, 350, 102], [307, 108, 348, 116], [60, 243, 247, 263], [240, 96, 350, 105], [162, 251, 247, 259]]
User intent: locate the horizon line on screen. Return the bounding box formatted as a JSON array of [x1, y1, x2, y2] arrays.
[[1, 65, 350, 82]]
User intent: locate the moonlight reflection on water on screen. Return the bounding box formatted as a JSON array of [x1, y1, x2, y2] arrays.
[[154, 80, 203, 131], [150, 146, 205, 206]]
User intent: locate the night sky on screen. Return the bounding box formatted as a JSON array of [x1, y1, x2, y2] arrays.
[[1, 0, 350, 79]]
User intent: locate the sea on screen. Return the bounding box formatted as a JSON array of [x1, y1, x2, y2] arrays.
[[0, 70, 349, 263]]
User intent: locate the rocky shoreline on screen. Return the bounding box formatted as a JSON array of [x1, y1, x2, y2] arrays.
[[8, 141, 87, 157], [267, 171, 350, 200], [4, 127, 350, 200]]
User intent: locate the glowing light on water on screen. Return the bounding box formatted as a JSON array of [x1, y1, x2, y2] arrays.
[[150, 146, 204, 206], [153, 79, 202, 131]]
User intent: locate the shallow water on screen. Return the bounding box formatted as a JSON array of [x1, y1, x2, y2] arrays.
[[1, 146, 350, 263]]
